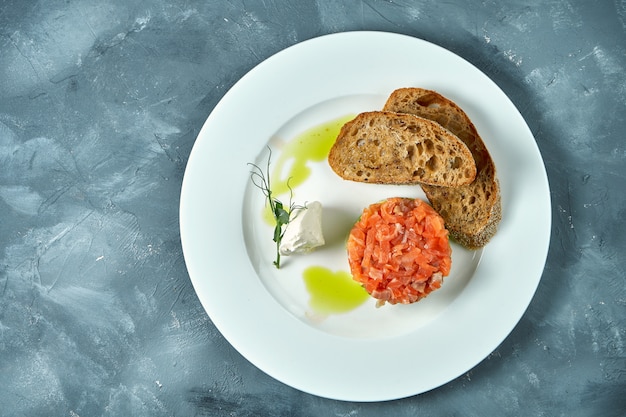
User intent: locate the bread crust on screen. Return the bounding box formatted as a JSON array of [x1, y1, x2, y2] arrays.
[[383, 88, 502, 249], [328, 111, 476, 187]]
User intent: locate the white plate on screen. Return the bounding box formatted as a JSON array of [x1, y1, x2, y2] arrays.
[[180, 31, 551, 401]]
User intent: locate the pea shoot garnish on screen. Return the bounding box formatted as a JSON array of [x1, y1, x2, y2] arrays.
[[248, 148, 305, 269]]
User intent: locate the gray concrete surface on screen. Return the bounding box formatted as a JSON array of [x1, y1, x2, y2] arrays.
[[0, 1, 624, 415]]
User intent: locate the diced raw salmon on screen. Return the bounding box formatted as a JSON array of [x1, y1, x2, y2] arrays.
[[347, 197, 452, 305]]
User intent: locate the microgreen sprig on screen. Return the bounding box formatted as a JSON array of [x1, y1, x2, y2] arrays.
[[248, 148, 305, 269]]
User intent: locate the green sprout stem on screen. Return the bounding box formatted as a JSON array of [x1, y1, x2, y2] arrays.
[[248, 148, 305, 269]]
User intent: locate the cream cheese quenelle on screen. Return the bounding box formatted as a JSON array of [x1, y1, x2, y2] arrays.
[[279, 201, 325, 256]]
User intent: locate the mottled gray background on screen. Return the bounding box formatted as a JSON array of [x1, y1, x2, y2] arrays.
[[1, 0, 624, 416]]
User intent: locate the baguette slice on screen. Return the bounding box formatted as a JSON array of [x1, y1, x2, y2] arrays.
[[383, 87, 501, 249], [328, 111, 476, 187]]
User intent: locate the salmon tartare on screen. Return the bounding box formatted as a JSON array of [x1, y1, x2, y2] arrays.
[[347, 197, 452, 305]]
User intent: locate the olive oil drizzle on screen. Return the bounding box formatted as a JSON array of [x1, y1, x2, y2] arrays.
[[261, 114, 369, 314], [303, 266, 369, 314], [270, 114, 354, 196]]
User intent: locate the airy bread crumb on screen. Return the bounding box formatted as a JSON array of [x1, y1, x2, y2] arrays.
[[383, 88, 502, 249], [328, 111, 476, 187]]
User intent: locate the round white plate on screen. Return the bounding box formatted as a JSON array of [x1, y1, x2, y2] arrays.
[[180, 31, 551, 402]]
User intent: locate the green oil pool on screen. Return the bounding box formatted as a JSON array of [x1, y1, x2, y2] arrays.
[[262, 114, 354, 224], [257, 115, 368, 314], [303, 266, 369, 314], [270, 114, 355, 196]]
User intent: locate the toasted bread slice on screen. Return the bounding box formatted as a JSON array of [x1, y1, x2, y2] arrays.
[[328, 111, 476, 187], [383, 88, 502, 249]]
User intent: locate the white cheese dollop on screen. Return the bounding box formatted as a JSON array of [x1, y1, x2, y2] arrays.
[[279, 201, 325, 256]]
